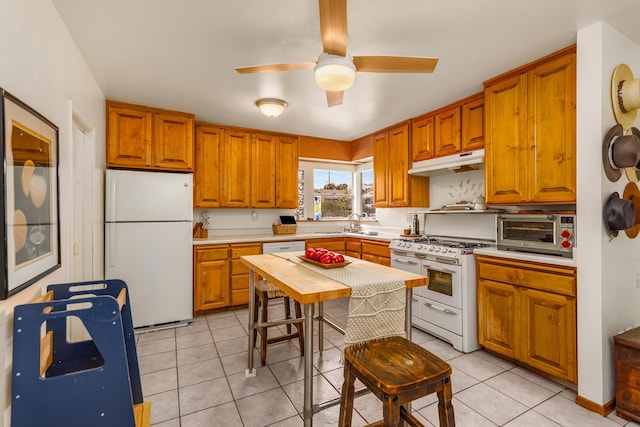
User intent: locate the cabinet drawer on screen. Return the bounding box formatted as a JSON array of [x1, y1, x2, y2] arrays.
[[231, 244, 261, 259], [231, 258, 251, 276], [195, 246, 228, 262], [231, 275, 249, 291], [306, 238, 345, 252], [476, 257, 575, 297], [518, 268, 575, 296], [346, 241, 361, 252], [361, 241, 390, 257]]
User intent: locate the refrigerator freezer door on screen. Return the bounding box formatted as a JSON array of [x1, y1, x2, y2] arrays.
[[105, 221, 193, 328], [106, 170, 193, 222]]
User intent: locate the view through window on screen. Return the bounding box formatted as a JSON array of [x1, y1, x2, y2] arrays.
[[296, 163, 374, 220], [313, 169, 353, 219]]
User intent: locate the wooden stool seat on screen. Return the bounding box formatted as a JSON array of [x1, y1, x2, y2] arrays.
[[253, 280, 304, 366], [339, 335, 455, 427]]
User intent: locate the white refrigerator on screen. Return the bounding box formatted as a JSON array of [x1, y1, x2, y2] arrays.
[[105, 169, 193, 329]]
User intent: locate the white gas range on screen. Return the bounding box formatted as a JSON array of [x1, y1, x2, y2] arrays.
[[389, 236, 493, 353]]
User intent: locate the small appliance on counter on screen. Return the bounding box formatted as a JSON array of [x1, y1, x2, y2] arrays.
[[497, 213, 575, 258]]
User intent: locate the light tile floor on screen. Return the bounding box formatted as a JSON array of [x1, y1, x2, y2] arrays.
[[136, 298, 640, 427]]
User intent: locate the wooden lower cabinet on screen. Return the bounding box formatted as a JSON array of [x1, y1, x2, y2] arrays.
[[305, 238, 346, 254], [361, 240, 390, 266], [345, 237, 362, 259], [476, 255, 577, 383], [193, 242, 261, 314], [230, 243, 261, 305], [193, 245, 230, 313], [477, 278, 520, 360]]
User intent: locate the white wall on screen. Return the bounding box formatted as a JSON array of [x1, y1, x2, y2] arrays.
[[576, 21, 640, 406], [0, 0, 105, 425]]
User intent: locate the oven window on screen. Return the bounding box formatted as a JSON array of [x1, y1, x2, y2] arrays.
[[427, 269, 453, 296], [502, 220, 554, 243]]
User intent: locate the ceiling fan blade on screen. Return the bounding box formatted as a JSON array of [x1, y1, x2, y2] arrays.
[[235, 62, 315, 74], [326, 90, 344, 107], [353, 56, 439, 73], [319, 0, 348, 56]]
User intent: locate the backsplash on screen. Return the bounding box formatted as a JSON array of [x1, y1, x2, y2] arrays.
[[429, 169, 485, 210]]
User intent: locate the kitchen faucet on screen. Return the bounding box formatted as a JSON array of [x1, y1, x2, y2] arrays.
[[347, 213, 361, 233]]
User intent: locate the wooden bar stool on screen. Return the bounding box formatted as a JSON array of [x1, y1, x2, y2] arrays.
[[339, 335, 455, 427], [252, 279, 304, 366]]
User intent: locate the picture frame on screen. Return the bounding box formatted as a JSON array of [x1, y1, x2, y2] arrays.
[[0, 88, 60, 299]]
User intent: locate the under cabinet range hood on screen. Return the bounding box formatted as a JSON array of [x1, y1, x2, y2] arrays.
[[408, 149, 485, 176]]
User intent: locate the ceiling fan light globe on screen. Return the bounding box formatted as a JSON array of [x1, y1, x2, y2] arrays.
[[314, 54, 356, 91], [255, 98, 287, 118]]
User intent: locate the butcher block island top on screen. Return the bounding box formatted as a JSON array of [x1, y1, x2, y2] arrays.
[[239, 252, 427, 304]]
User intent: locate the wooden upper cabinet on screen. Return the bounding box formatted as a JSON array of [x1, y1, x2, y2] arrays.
[[221, 129, 252, 208], [194, 124, 223, 207], [373, 131, 390, 207], [106, 100, 194, 171], [484, 45, 576, 205], [484, 72, 528, 205], [251, 133, 277, 208], [193, 124, 299, 209], [461, 93, 485, 151], [374, 122, 429, 208], [411, 114, 435, 162], [434, 106, 461, 157], [388, 123, 411, 207], [276, 135, 299, 208], [107, 102, 152, 168], [153, 112, 194, 170], [527, 52, 576, 204]]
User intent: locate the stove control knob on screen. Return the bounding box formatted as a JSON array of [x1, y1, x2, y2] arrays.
[[561, 240, 572, 249], [416, 244, 422, 250], [561, 229, 572, 239], [428, 246, 434, 252], [434, 247, 441, 253]]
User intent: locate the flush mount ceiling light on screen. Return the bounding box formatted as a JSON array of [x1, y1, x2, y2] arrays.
[[313, 53, 356, 92], [255, 98, 288, 118]]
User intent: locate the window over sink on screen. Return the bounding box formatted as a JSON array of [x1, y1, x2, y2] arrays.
[[296, 160, 374, 220]]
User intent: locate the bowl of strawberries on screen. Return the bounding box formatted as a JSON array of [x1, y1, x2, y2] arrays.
[[299, 247, 351, 268]]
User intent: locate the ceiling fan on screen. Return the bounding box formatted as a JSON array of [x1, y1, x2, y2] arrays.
[[235, 0, 439, 107]]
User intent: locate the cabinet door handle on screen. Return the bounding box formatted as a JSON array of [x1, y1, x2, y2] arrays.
[[424, 302, 456, 315]]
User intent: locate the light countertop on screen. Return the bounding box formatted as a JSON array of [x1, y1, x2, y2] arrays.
[[473, 247, 576, 268], [193, 231, 397, 245]]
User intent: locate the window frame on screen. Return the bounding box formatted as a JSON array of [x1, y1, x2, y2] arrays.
[[298, 160, 373, 220]]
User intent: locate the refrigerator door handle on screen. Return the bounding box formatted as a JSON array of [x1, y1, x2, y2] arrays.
[[108, 225, 116, 268], [108, 175, 117, 221]]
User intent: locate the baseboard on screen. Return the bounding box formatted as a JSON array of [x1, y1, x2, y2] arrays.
[[575, 394, 615, 416]]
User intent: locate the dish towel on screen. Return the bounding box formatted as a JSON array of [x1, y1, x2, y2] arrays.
[[274, 253, 406, 346]]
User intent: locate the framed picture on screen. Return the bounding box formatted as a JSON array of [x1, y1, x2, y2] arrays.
[[0, 88, 60, 299]]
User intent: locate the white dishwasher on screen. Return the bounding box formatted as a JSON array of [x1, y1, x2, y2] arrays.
[[262, 240, 306, 255]]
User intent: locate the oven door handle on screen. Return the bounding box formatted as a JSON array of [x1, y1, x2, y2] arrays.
[[424, 302, 456, 315], [392, 258, 419, 265], [422, 264, 456, 274]]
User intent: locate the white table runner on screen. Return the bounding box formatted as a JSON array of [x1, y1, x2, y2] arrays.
[[274, 252, 406, 346]]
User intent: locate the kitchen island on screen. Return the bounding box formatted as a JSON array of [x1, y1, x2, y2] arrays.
[[240, 252, 428, 427]]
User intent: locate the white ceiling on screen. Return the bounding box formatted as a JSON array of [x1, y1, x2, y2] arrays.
[[52, 0, 640, 141]]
